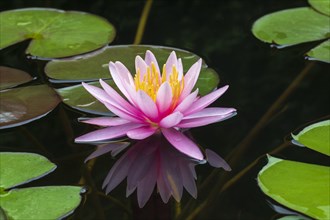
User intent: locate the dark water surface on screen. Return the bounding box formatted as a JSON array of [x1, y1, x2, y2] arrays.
[[1, 0, 329, 219]]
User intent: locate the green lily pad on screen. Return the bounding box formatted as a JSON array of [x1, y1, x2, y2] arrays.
[[306, 40, 330, 63], [292, 120, 330, 156], [57, 80, 115, 116], [0, 152, 56, 189], [0, 8, 116, 58], [0, 84, 61, 129], [45, 45, 219, 95], [252, 7, 329, 47], [0, 186, 83, 220], [277, 216, 308, 220], [308, 0, 330, 16], [258, 156, 330, 220], [0, 66, 33, 90]]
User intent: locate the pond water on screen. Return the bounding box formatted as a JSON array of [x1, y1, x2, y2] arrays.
[[1, 0, 329, 219]]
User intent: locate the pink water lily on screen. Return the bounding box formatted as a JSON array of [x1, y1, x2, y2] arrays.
[[85, 134, 231, 208], [75, 50, 236, 160]]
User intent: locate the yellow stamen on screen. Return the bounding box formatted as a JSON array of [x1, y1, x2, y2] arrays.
[[134, 62, 184, 107]]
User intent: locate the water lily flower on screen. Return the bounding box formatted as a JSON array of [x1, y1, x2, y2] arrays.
[[85, 134, 231, 208], [75, 50, 236, 160]]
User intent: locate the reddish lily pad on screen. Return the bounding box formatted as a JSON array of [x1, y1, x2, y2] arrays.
[[0, 8, 116, 58], [0, 66, 33, 90], [0, 84, 60, 129]]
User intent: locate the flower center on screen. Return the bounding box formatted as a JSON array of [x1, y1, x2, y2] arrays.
[[134, 63, 184, 105]]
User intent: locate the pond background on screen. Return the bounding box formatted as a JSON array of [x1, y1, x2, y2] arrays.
[[0, 0, 329, 219]]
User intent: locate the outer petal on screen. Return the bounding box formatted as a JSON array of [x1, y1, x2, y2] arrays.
[[100, 79, 138, 113], [184, 85, 229, 115], [75, 123, 142, 143], [205, 149, 231, 171], [109, 62, 135, 104], [177, 58, 183, 80], [183, 107, 236, 120], [177, 112, 236, 128], [145, 50, 160, 73], [126, 126, 157, 140], [174, 89, 199, 113], [102, 102, 142, 123], [82, 82, 111, 104], [79, 117, 130, 126], [156, 82, 173, 114], [180, 59, 202, 99], [136, 90, 159, 120], [165, 51, 178, 80], [159, 112, 183, 128], [161, 128, 204, 160], [135, 56, 148, 80]]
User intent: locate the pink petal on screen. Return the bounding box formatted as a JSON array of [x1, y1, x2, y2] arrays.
[[165, 51, 178, 80], [136, 90, 158, 120], [185, 85, 229, 115], [161, 128, 204, 160], [82, 82, 110, 103], [145, 50, 160, 73], [177, 112, 236, 128], [114, 61, 135, 86], [84, 142, 130, 162], [102, 102, 142, 123], [126, 126, 156, 140], [75, 123, 142, 143], [180, 59, 202, 99], [177, 58, 183, 80], [156, 82, 173, 114], [183, 107, 236, 120], [109, 62, 135, 104], [79, 117, 130, 126], [205, 149, 231, 171], [135, 56, 148, 80], [99, 79, 138, 113], [159, 112, 183, 128], [174, 89, 199, 113]]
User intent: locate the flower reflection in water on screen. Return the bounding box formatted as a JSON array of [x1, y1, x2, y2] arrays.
[[85, 134, 231, 207]]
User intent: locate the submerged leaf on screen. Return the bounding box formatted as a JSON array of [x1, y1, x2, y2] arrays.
[[0, 8, 116, 58], [0, 152, 56, 189], [0, 186, 83, 220], [0, 84, 60, 129], [0, 66, 33, 90], [292, 120, 330, 156], [258, 156, 330, 220]]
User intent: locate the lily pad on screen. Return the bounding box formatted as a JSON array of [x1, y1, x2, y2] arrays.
[[308, 0, 330, 16], [306, 40, 330, 63], [292, 120, 330, 156], [0, 152, 56, 189], [0, 66, 33, 90], [0, 84, 60, 129], [45, 45, 219, 95], [258, 156, 330, 220], [252, 7, 329, 47], [0, 8, 116, 58], [56, 80, 115, 116], [0, 186, 83, 220]]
